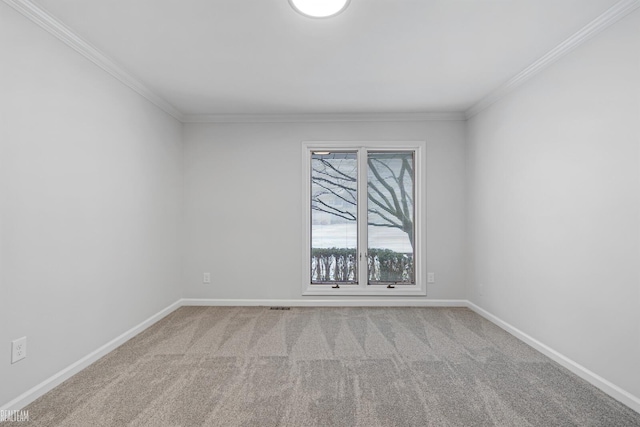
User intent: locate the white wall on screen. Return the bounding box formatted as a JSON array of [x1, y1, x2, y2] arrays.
[[0, 3, 183, 407], [467, 9, 640, 399], [183, 120, 466, 301]]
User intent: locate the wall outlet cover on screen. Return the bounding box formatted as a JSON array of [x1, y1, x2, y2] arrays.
[[12, 337, 27, 364]]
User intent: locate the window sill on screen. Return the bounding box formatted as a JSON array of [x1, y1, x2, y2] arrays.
[[303, 284, 427, 296]]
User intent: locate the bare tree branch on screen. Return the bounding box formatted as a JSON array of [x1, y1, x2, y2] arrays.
[[311, 153, 415, 249], [367, 181, 396, 216], [403, 157, 414, 184], [312, 198, 356, 221], [316, 201, 355, 219], [312, 176, 356, 193], [314, 181, 356, 206], [368, 208, 402, 228], [371, 158, 400, 184], [367, 222, 402, 229], [312, 168, 356, 185], [318, 159, 357, 182], [368, 158, 404, 217], [398, 160, 411, 220]]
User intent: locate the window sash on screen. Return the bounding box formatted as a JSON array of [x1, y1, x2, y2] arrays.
[[366, 150, 415, 286], [310, 151, 358, 284]]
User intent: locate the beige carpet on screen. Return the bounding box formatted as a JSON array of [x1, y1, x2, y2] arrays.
[[21, 306, 640, 426]]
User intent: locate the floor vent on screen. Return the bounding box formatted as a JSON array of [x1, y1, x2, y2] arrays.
[[269, 306, 291, 310]]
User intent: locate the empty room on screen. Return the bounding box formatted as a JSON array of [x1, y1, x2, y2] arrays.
[[1, 0, 639, 425]]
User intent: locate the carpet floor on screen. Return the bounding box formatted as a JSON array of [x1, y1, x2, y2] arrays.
[[20, 306, 640, 426]]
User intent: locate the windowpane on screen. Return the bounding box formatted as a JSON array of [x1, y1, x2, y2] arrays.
[[367, 151, 415, 284], [310, 152, 357, 283]]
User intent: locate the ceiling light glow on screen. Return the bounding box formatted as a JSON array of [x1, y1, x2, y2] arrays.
[[289, 0, 350, 18]]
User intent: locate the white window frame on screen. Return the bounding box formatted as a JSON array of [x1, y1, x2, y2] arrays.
[[302, 141, 427, 296]]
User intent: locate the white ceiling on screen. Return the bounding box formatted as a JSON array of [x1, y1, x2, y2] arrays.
[[29, 0, 622, 118]]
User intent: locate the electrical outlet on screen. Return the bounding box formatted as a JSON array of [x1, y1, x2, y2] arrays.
[[203, 272, 211, 284], [12, 337, 27, 364], [427, 272, 435, 283]]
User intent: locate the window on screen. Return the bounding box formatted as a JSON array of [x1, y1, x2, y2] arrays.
[[302, 141, 426, 295]]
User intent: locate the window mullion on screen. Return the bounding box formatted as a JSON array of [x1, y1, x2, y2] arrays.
[[357, 147, 368, 289]]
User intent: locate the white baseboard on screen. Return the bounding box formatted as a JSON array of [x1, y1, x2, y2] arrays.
[[467, 301, 640, 415], [0, 300, 182, 419], [180, 298, 468, 307], [3, 298, 638, 419]]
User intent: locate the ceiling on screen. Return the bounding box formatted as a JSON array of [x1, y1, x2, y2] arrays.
[[24, 0, 627, 119]]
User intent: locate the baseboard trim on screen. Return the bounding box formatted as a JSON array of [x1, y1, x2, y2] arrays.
[[0, 300, 182, 418], [467, 301, 640, 414], [180, 298, 468, 307], [3, 298, 639, 418]]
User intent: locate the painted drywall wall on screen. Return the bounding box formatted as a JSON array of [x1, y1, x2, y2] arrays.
[[183, 120, 466, 300], [0, 3, 183, 407], [467, 9, 640, 399]]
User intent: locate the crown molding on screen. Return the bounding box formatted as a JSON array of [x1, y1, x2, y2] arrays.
[[7, 0, 637, 124], [183, 111, 467, 123], [3, 0, 185, 122], [465, 0, 640, 119], [2, 0, 462, 125]]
